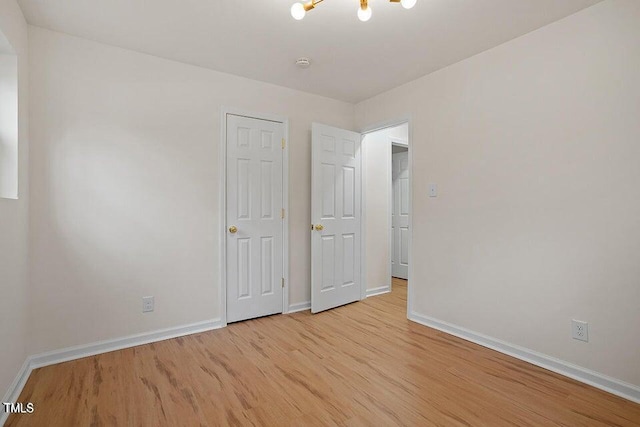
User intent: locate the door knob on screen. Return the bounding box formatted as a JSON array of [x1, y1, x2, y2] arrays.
[[314, 224, 324, 231], [229, 226, 238, 234]]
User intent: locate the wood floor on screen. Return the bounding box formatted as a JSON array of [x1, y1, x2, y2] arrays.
[[8, 278, 640, 426]]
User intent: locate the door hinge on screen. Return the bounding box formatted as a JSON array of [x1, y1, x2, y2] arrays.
[[282, 138, 285, 149], [281, 208, 285, 219], [282, 278, 285, 288]]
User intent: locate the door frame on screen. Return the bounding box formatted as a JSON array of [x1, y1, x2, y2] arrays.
[[359, 117, 413, 317], [219, 106, 290, 327]]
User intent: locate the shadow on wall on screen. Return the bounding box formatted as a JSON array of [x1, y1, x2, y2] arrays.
[[29, 112, 220, 351]]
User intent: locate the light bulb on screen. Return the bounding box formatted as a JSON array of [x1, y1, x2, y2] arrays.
[[357, 6, 372, 22], [400, 0, 417, 9], [291, 2, 306, 20]]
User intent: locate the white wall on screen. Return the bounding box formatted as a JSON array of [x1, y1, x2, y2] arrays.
[[0, 0, 29, 402], [363, 123, 408, 292], [356, 0, 640, 387], [28, 26, 354, 354]]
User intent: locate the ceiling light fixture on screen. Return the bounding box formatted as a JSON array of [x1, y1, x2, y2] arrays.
[[399, 0, 417, 9], [291, 0, 415, 22], [357, 0, 372, 22], [291, 0, 321, 20]]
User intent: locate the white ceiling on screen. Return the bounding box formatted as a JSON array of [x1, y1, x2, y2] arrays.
[[18, 0, 602, 103]]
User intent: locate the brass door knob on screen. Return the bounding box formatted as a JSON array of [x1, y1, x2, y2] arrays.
[[229, 226, 238, 234], [314, 224, 324, 231]]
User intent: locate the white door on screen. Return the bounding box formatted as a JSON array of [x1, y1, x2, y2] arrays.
[[392, 151, 409, 279], [311, 123, 362, 313], [226, 114, 284, 323]]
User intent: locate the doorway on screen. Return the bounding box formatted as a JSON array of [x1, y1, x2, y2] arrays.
[[221, 109, 289, 324], [362, 122, 410, 298]]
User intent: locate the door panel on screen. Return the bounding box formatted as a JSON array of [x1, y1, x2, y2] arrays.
[[321, 164, 336, 218], [343, 233, 355, 286], [261, 237, 274, 295], [343, 167, 356, 218], [312, 123, 361, 313], [227, 114, 284, 323], [392, 151, 409, 279], [260, 161, 274, 218], [321, 235, 336, 291]]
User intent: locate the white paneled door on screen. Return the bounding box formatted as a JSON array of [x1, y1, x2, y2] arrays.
[[392, 151, 409, 279], [226, 114, 284, 323], [311, 123, 362, 313]]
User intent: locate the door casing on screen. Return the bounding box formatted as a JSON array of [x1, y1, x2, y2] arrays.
[[219, 107, 290, 327]]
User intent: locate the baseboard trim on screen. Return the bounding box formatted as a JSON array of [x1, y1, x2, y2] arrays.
[[1, 359, 33, 426], [366, 285, 390, 298], [287, 301, 311, 314], [29, 318, 223, 369], [408, 311, 640, 404]]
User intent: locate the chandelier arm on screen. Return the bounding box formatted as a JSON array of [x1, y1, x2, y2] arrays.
[[304, 0, 323, 12]]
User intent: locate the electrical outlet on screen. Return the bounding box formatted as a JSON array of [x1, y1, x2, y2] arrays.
[[572, 319, 588, 342], [142, 296, 154, 313]]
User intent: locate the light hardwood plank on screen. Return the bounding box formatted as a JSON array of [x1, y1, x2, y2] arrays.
[[7, 279, 640, 426]]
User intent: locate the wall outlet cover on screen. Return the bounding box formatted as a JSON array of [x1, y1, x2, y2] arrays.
[[142, 296, 154, 313], [572, 319, 588, 342]]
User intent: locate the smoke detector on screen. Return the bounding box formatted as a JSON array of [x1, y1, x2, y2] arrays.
[[296, 57, 311, 69]]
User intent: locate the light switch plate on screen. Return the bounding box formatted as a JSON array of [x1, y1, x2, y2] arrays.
[[429, 183, 437, 197]]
